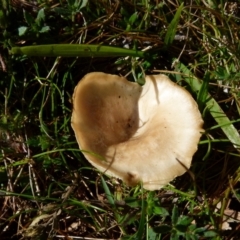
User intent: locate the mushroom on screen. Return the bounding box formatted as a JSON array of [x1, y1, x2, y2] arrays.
[[71, 72, 203, 190]]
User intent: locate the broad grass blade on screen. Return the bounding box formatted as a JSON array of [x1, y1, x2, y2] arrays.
[[101, 176, 115, 206], [164, 3, 184, 47], [197, 71, 210, 112], [175, 61, 240, 149], [11, 44, 146, 58]]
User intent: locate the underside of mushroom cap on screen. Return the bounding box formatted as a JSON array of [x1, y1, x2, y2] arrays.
[[71, 72, 203, 190]]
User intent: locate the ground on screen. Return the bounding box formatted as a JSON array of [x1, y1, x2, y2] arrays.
[[0, 0, 240, 239]]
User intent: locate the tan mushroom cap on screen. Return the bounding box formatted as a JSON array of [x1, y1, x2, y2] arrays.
[[71, 72, 203, 190]]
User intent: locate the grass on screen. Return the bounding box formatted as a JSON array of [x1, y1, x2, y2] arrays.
[[1, 0, 240, 239]]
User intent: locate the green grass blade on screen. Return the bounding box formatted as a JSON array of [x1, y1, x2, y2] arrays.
[[197, 71, 210, 112], [136, 192, 147, 240], [164, 3, 184, 47], [174, 61, 240, 149], [101, 176, 115, 206], [101, 176, 124, 224], [11, 44, 146, 58]]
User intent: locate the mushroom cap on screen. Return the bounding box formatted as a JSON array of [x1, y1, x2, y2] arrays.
[[71, 72, 203, 190]]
